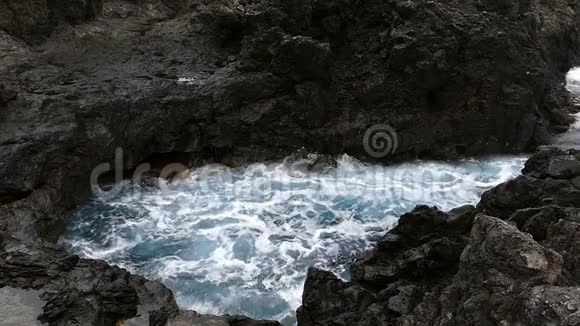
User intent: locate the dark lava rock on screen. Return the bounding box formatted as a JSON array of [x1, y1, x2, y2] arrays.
[[0, 232, 177, 325], [0, 232, 281, 326], [350, 205, 476, 285], [297, 148, 580, 325], [1, 0, 580, 325], [161, 311, 281, 326], [1, 0, 579, 243], [0, 0, 102, 44], [479, 147, 580, 217]]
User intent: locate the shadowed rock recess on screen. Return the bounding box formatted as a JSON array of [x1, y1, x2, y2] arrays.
[[1, 0, 580, 325]]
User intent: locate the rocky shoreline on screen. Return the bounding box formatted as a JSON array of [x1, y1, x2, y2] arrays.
[[2, 0, 580, 325], [298, 147, 580, 325]]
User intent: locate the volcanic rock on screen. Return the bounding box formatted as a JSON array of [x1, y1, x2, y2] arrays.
[[298, 147, 580, 325]]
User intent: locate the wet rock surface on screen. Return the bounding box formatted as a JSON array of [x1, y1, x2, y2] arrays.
[[297, 147, 580, 325], [1, 0, 580, 325]]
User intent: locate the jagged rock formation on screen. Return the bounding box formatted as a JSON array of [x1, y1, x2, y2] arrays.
[[0, 233, 178, 325], [297, 147, 580, 325], [0, 232, 281, 325], [1, 0, 580, 325]]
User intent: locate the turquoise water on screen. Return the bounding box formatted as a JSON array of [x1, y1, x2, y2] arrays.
[[62, 154, 527, 324], [61, 67, 580, 325]]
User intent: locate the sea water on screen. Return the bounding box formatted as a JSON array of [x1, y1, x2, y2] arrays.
[[62, 155, 527, 324], [63, 68, 580, 325]]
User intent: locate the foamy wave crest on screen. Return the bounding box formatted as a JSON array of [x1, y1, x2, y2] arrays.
[[62, 154, 527, 325], [567, 67, 580, 96], [556, 68, 580, 149]]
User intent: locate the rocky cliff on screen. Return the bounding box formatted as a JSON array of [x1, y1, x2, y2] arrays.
[[1, 0, 580, 325], [1, 0, 580, 242], [297, 147, 580, 325]]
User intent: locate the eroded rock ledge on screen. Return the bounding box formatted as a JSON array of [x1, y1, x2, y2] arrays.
[[297, 147, 580, 326]]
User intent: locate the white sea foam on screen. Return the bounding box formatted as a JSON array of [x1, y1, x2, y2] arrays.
[[567, 67, 580, 96], [556, 68, 580, 149], [62, 154, 527, 324], [177, 73, 209, 86]]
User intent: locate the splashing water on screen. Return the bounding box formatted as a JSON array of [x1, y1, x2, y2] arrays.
[[566, 67, 580, 96], [558, 68, 580, 149], [62, 155, 527, 324], [61, 67, 580, 325]]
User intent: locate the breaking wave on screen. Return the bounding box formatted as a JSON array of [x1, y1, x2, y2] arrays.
[[62, 154, 527, 325]]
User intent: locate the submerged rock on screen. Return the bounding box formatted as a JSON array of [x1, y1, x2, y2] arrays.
[[297, 147, 580, 325]]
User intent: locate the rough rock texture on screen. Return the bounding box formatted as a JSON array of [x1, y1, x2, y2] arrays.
[[1, 0, 580, 243], [0, 232, 178, 325], [0, 0, 103, 44], [297, 147, 580, 325], [0, 231, 281, 325], [1, 0, 580, 325]]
